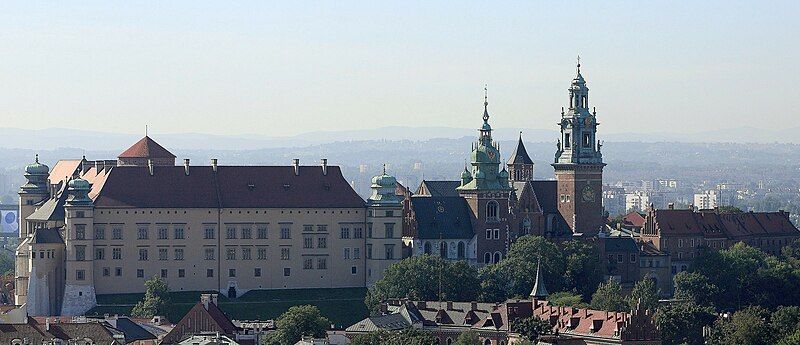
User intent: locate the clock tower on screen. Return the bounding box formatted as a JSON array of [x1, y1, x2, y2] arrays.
[[553, 59, 605, 237]]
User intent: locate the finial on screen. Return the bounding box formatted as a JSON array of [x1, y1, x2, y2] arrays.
[[577, 54, 581, 72], [145, 124, 148, 137], [482, 84, 489, 123], [382, 163, 386, 175], [35, 154, 39, 163], [593, 106, 596, 115], [561, 106, 564, 115]]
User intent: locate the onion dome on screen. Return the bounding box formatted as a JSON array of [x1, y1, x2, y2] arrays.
[[25, 154, 49, 175], [371, 166, 397, 188], [368, 165, 400, 205], [460, 167, 472, 180], [66, 177, 93, 206]]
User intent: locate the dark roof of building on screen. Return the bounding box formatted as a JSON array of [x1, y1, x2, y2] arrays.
[[416, 180, 461, 197], [602, 236, 639, 253], [118, 136, 176, 159], [32, 228, 64, 244], [92, 165, 365, 208], [507, 136, 534, 165], [111, 317, 157, 343], [28, 196, 66, 222], [161, 300, 238, 344], [410, 196, 474, 239], [651, 209, 800, 238], [529, 181, 558, 213], [0, 317, 118, 344]]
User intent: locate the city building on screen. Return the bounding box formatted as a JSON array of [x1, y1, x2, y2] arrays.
[[15, 139, 404, 316], [693, 190, 719, 210], [625, 191, 667, 213], [603, 185, 627, 217]]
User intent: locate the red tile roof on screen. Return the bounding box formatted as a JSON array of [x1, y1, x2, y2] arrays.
[[118, 136, 176, 159], [48, 160, 82, 184], [623, 212, 645, 228], [651, 209, 800, 239], [161, 301, 238, 344]]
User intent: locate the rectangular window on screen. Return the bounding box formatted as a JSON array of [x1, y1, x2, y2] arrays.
[[75, 224, 86, 240], [385, 244, 395, 260], [76, 270, 85, 281], [257, 248, 267, 260], [205, 248, 215, 260], [280, 226, 291, 239], [343, 248, 350, 259], [317, 237, 327, 248], [351, 266, 357, 275], [254, 268, 261, 277], [354, 227, 363, 239], [340, 227, 350, 239], [207, 269, 214, 277], [385, 224, 394, 238], [112, 248, 122, 260], [242, 247, 252, 260], [178, 269, 185, 278], [679, 239, 683, 248], [95, 226, 105, 240], [583, 133, 591, 147], [158, 227, 168, 240], [242, 227, 252, 239], [317, 224, 327, 232], [366, 244, 372, 259], [229, 268, 236, 277], [161, 269, 168, 278], [281, 248, 290, 260], [303, 236, 313, 249], [227, 248, 236, 260], [175, 248, 184, 261], [94, 248, 105, 260], [159, 248, 168, 261], [139, 248, 148, 261], [486, 229, 492, 239], [284, 268, 290, 276], [102, 267, 110, 276], [630, 254, 637, 263], [617, 254, 623, 263], [174, 227, 185, 240], [75, 246, 86, 261], [303, 225, 314, 232], [304, 258, 313, 269], [386, 210, 394, 217], [137, 269, 144, 278], [564, 133, 571, 148], [114, 267, 122, 276], [367, 223, 373, 238], [138, 227, 148, 240], [205, 227, 216, 239], [354, 248, 361, 259], [317, 258, 327, 270], [227, 227, 237, 239], [493, 229, 500, 239], [257, 226, 268, 239]]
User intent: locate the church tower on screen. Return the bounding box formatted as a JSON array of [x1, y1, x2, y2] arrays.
[[552, 59, 605, 236], [457, 89, 513, 264], [507, 133, 534, 182]]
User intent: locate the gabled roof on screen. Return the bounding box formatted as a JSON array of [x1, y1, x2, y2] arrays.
[[161, 300, 238, 344], [623, 212, 645, 228], [602, 236, 639, 253], [32, 228, 64, 244], [507, 136, 533, 165], [529, 181, 558, 213], [118, 136, 176, 159], [416, 180, 461, 197], [410, 196, 475, 239]]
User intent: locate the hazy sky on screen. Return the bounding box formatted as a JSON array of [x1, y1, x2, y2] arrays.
[[1, 1, 798, 137]]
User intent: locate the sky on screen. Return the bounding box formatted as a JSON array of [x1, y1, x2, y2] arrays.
[[0, 1, 798, 138]]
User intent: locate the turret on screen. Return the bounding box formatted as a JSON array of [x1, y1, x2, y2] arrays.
[[61, 176, 97, 315], [19, 155, 50, 238], [507, 133, 534, 182], [366, 165, 403, 285]]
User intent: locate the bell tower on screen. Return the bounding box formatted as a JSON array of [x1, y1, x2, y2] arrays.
[[552, 58, 605, 236]]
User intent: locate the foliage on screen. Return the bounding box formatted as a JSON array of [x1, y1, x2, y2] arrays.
[[777, 328, 800, 345], [0, 252, 14, 276], [654, 301, 716, 345], [708, 306, 775, 345], [512, 316, 552, 342], [365, 255, 480, 312], [349, 329, 438, 345], [628, 275, 659, 312], [452, 330, 480, 345], [261, 305, 330, 345], [771, 306, 800, 341], [561, 240, 604, 299], [546, 291, 588, 308], [673, 271, 718, 306], [717, 205, 743, 213], [130, 276, 172, 318], [590, 280, 627, 312]]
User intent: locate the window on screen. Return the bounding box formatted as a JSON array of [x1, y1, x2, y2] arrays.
[[257, 226, 268, 239], [617, 254, 623, 263], [439, 242, 447, 258], [112, 248, 122, 260], [137, 269, 144, 278], [486, 229, 492, 239], [138, 227, 148, 240], [178, 269, 185, 278], [424, 242, 432, 255], [161, 269, 168, 278], [284, 268, 291, 276], [493, 229, 500, 239], [354, 227, 363, 239], [76, 270, 85, 281], [317, 224, 327, 232], [280, 226, 291, 239], [493, 252, 501, 263], [226, 227, 237, 239], [257, 248, 267, 260], [486, 201, 499, 221], [207, 269, 214, 277], [115, 267, 122, 276], [75, 224, 86, 240], [242, 247, 252, 260], [304, 258, 313, 269], [385, 244, 395, 260], [254, 268, 261, 277], [205, 248, 215, 260], [159, 248, 168, 261], [583, 133, 591, 147], [303, 236, 313, 249], [205, 227, 216, 239], [318, 258, 327, 270], [75, 245, 86, 261], [139, 248, 148, 261], [564, 133, 571, 148], [94, 248, 105, 260], [229, 269, 236, 277], [103, 267, 110, 276], [317, 237, 327, 248], [678, 252, 683, 260], [341, 227, 350, 239], [227, 248, 236, 260], [343, 248, 351, 259], [304, 225, 314, 232], [354, 248, 361, 259], [366, 244, 373, 259], [385, 223, 394, 238], [351, 266, 357, 275], [367, 223, 373, 238], [76, 211, 85, 218], [484, 252, 491, 264], [281, 248, 290, 260], [174, 227, 185, 239], [95, 227, 105, 240], [175, 248, 184, 260], [158, 227, 168, 240], [457, 242, 466, 259], [242, 227, 252, 239], [386, 210, 394, 217], [631, 254, 637, 263]]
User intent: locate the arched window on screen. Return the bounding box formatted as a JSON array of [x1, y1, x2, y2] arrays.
[[484, 252, 491, 264], [446, 338, 453, 345], [484, 339, 492, 345], [493, 252, 501, 264], [440, 242, 448, 259], [424, 242, 432, 255], [486, 201, 499, 222], [457, 242, 466, 259]]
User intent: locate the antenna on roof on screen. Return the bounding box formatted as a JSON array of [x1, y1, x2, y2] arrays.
[[145, 124, 148, 137]]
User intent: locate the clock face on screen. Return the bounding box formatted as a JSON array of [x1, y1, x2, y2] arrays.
[[487, 151, 496, 160], [582, 185, 595, 202]]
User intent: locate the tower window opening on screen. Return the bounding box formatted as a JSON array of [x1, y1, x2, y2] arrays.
[[564, 133, 571, 148], [583, 133, 591, 147], [486, 201, 499, 222]]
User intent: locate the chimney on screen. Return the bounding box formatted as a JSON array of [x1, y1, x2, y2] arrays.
[[46, 317, 50, 331], [321, 159, 328, 175], [211, 158, 218, 172], [379, 303, 389, 314], [94, 161, 100, 172], [148, 159, 154, 176], [471, 301, 478, 311], [417, 301, 427, 309], [184, 159, 190, 175], [201, 294, 211, 310], [446, 301, 453, 310], [81, 159, 90, 174], [211, 294, 218, 306], [102, 160, 107, 172], [668, 203, 674, 210], [293, 159, 300, 176]]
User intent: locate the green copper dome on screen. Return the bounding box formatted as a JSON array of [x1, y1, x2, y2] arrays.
[[25, 155, 49, 175], [68, 177, 91, 190], [371, 172, 397, 188]]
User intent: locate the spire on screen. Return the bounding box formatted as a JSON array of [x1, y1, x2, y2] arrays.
[[35, 154, 39, 164], [577, 54, 581, 74], [507, 132, 533, 165], [382, 163, 386, 175], [530, 256, 548, 298], [482, 84, 489, 123]]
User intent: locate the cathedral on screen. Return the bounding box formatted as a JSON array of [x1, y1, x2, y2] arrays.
[[402, 61, 606, 263]]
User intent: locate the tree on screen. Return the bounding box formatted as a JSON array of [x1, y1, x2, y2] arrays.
[[546, 291, 588, 308], [777, 328, 800, 345], [130, 276, 172, 318], [561, 240, 603, 299], [654, 301, 716, 345], [628, 275, 659, 312], [673, 271, 718, 306], [479, 236, 563, 302], [512, 316, 552, 342], [717, 205, 743, 213], [261, 305, 330, 345], [365, 255, 480, 312], [452, 330, 480, 345], [349, 329, 438, 345], [709, 306, 775, 345], [590, 280, 627, 312], [771, 306, 800, 341]]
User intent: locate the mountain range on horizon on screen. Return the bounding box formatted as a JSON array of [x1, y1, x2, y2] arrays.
[[1, 125, 798, 151]]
